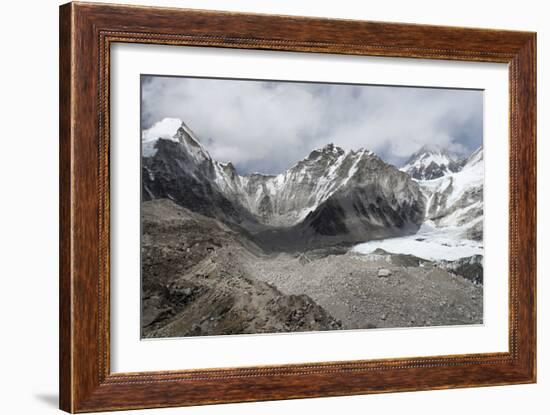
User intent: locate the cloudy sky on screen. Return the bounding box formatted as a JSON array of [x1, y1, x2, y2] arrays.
[[141, 75, 483, 175]]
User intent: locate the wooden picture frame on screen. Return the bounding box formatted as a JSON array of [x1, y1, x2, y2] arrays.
[[59, 2, 536, 412]]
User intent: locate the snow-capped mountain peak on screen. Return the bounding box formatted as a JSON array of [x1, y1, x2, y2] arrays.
[[401, 144, 462, 180], [172, 120, 212, 164], [141, 118, 212, 161], [142, 118, 184, 157], [142, 119, 422, 230]]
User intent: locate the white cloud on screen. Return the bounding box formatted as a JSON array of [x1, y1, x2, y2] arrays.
[[141, 117, 182, 143], [141, 76, 482, 174]]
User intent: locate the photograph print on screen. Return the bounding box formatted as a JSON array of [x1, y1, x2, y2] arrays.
[[140, 75, 484, 339]]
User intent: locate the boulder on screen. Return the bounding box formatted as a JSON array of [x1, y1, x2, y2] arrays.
[[377, 268, 392, 278]]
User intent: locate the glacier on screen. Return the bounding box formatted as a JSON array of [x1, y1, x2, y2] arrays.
[[354, 145, 483, 261]]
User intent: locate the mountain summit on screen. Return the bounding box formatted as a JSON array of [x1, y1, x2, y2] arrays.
[[401, 144, 463, 180]]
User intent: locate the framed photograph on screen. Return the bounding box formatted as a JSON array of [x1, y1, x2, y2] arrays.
[[59, 2, 536, 412]]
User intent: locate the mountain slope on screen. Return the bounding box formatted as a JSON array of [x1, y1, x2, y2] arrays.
[[354, 146, 483, 271], [254, 156, 425, 250], [142, 136, 259, 228], [141, 199, 342, 337], [417, 147, 483, 241]]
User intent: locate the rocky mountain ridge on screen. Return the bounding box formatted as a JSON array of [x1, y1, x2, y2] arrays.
[[143, 120, 426, 250]]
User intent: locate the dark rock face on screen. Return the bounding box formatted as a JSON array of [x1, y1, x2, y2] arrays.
[[462, 220, 483, 241], [438, 255, 484, 284], [248, 184, 425, 252], [307, 198, 349, 236], [142, 122, 426, 252], [303, 182, 424, 246], [291, 160, 425, 249], [405, 160, 463, 180], [143, 139, 258, 227]]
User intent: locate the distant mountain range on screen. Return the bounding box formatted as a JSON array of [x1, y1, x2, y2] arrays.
[[400, 145, 465, 180], [142, 119, 482, 251]]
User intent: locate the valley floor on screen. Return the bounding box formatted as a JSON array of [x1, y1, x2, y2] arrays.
[[141, 199, 483, 338], [245, 250, 482, 330]]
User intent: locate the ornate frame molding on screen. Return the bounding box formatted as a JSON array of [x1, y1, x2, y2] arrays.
[[60, 2, 536, 412]]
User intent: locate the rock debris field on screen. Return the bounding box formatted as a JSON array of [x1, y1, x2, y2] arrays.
[[141, 199, 482, 338]]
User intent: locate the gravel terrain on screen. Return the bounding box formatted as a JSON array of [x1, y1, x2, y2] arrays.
[[142, 199, 482, 338], [245, 250, 482, 329], [141, 199, 341, 338]]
